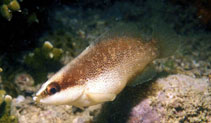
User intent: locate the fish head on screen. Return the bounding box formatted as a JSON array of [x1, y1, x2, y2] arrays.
[[33, 79, 85, 105]]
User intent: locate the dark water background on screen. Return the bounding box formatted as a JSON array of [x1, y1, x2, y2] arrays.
[[0, 0, 210, 122]]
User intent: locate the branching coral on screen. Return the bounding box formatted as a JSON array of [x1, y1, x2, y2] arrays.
[[0, 90, 17, 123]]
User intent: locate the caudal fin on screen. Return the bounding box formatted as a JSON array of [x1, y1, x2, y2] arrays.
[[152, 20, 182, 58]]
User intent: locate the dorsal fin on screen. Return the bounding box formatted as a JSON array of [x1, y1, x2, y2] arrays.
[[91, 22, 144, 45]]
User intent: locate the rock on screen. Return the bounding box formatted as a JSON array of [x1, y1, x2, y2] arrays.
[[14, 95, 25, 104], [14, 73, 35, 94], [128, 74, 211, 123]]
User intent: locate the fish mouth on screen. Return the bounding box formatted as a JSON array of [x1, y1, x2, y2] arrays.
[[33, 95, 41, 103]]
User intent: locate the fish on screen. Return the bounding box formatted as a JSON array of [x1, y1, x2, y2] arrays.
[[33, 23, 178, 108]]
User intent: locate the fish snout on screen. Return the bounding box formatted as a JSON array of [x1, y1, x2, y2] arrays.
[[33, 95, 41, 103]]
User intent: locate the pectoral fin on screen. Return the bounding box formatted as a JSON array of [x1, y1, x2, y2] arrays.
[[128, 63, 157, 87], [86, 92, 116, 103]]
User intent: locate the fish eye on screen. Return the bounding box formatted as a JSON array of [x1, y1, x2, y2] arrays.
[[46, 82, 60, 95]]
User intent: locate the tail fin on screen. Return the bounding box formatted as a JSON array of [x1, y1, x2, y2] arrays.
[[152, 20, 182, 58]]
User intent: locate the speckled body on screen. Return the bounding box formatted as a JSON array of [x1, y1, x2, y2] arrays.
[[34, 36, 158, 108]]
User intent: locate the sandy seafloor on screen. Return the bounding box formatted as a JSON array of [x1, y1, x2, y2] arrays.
[[0, 0, 211, 123]]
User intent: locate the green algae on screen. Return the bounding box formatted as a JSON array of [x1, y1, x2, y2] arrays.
[[0, 4, 12, 21], [27, 13, 39, 24], [24, 41, 63, 84], [164, 60, 175, 69], [162, 59, 176, 73], [7, 0, 20, 11], [40, 29, 88, 58], [0, 90, 6, 105], [0, 90, 17, 123]]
